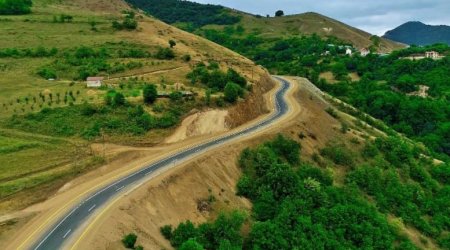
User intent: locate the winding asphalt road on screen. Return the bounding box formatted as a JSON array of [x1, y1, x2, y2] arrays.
[[29, 76, 291, 250]]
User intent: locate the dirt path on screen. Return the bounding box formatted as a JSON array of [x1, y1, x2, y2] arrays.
[[3, 76, 300, 250], [106, 66, 188, 81]]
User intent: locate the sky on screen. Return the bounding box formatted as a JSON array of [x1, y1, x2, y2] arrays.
[[192, 0, 450, 35]]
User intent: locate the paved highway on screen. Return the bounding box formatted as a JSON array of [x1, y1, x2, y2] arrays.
[[29, 76, 291, 250]]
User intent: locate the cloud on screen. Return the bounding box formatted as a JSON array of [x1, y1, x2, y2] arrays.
[[191, 0, 450, 35]]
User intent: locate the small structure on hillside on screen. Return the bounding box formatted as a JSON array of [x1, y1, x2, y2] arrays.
[[425, 51, 439, 59], [86, 77, 104, 88], [360, 48, 370, 57], [345, 48, 353, 56]]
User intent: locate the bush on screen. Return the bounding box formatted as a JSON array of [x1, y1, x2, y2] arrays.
[[182, 54, 191, 62], [155, 47, 175, 60], [160, 225, 173, 240], [122, 233, 137, 249], [143, 84, 158, 104], [224, 82, 242, 103], [320, 144, 355, 167], [113, 92, 126, 106], [37, 67, 57, 79]]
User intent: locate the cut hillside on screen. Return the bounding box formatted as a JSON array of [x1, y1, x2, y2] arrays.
[[0, 0, 273, 216]]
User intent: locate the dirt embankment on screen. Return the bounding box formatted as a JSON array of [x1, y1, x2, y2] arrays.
[[83, 144, 253, 250], [226, 72, 275, 128], [165, 70, 275, 143]]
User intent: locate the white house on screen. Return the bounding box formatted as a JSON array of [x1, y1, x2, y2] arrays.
[[360, 48, 370, 57], [86, 77, 104, 88], [425, 51, 439, 59], [345, 48, 353, 56]]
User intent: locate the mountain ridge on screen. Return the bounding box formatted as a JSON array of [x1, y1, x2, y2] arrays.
[[125, 0, 405, 52], [383, 21, 450, 45]]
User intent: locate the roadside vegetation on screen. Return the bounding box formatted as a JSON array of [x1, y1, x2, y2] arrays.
[[159, 135, 449, 249]]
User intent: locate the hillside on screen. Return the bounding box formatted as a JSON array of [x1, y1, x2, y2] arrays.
[[71, 77, 449, 250], [0, 0, 272, 216], [230, 12, 404, 52], [127, 0, 404, 52], [384, 21, 450, 46]]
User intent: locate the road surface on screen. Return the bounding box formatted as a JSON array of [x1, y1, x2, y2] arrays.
[[28, 76, 291, 250]]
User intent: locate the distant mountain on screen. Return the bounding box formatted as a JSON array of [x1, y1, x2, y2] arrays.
[[383, 21, 450, 46]]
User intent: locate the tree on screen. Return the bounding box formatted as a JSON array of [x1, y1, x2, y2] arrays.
[[113, 92, 126, 106], [179, 238, 204, 250], [123, 17, 138, 30], [122, 233, 137, 249], [169, 39, 177, 48], [224, 82, 241, 103], [143, 84, 158, 104], [275, 10, 284, 17]]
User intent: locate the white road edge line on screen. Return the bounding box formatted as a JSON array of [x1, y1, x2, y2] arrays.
[[88, 204, 96, 212], [62, 229, 71, 239]]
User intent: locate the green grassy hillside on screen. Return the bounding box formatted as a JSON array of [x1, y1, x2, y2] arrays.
[[0, 0, 261, 213]]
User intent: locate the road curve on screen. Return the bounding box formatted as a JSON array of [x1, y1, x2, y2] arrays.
[[29, 76, 291, 250]]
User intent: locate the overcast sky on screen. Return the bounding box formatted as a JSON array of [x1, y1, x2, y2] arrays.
[[192, 0, 450, 35]]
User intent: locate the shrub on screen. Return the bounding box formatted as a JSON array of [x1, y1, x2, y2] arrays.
[[155, 47, 175, 60], [143, 84, 158, 104], [224, 82, 242, 103], [182, 54, 191, 62], [113, 92, 126, 106], [122, 233, 137, 249], [37, 67, 57, 79], [320, 144, 355, 167], [160, 225, 173, 240]]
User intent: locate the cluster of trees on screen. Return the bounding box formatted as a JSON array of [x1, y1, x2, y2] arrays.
[[0, 0, 32, 15], [187, 63, 247, 103], [126, 0, 240, 29], [163, 135, 419, 249], [0, 47, 58, 58], [314, 45, 450, 158], [347, 137, 450, 248]]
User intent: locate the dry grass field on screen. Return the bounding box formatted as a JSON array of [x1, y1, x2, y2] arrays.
[[204, 12, 405, 52]]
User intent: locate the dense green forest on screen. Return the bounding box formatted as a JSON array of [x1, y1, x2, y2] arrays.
[[126, 0, 240, 29], [160, 135, 450, 249], [0, 0, 32, 15]]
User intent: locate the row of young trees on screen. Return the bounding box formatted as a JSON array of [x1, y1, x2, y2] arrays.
[[34, 43, 175, 80]]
